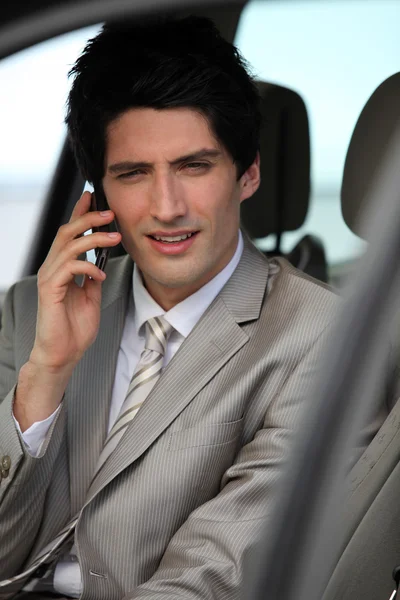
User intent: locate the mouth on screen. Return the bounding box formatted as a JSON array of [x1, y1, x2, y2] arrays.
[[146, 231, 199, 255], [150, 232, 196, 243]]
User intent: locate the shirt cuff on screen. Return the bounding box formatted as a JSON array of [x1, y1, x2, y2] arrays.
[[13, 406, 61, 457]]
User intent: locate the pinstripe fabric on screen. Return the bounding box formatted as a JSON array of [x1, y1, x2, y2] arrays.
[[0, 515, 79, 589], [94, 317, 173, 475], [0, 318, 175, 591], [0, 236, 348, 600], [0, 257, 131, 594]]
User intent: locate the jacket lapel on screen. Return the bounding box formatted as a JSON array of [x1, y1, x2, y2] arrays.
[[85, 236, 269, 504], [66, 255, 133, 513]]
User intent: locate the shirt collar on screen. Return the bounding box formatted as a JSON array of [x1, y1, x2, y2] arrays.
[[132, 230, 244, 339]]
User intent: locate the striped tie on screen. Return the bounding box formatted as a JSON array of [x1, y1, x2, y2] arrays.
[[0, 316, 173, 591], [94, 315, 174, 474]]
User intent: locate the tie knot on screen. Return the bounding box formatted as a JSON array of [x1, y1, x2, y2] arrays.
[[144, 316, 174, 356]]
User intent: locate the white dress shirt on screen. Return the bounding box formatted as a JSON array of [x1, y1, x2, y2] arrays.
[[15, 231, 243, 597]]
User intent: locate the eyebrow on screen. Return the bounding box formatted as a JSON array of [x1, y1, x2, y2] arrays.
[[107, 149, 222, 174]]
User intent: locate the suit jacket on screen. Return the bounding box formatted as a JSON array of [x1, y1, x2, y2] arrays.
[[0, 238, 338, 600]]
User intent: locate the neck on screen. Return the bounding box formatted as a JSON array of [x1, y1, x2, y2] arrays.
[[142, 277, 210, 311]]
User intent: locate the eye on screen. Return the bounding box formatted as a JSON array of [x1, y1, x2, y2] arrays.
[[184, 162, 211, 171], [117, 169, 145, 179]]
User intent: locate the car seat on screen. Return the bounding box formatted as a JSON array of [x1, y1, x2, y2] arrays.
[[322, 71, 400, 600], [240, 81, 328, 282]]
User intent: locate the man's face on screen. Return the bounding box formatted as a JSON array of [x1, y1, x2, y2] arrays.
[[103, 107, 260, 309]]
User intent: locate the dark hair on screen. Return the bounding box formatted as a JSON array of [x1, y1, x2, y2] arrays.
[[66, 15, 261, 184]]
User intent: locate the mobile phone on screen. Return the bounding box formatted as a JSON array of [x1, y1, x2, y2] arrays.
[[90, 185, 112, 272]]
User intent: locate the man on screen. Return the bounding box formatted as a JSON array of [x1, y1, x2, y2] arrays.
[[0, 16, 339, 600]]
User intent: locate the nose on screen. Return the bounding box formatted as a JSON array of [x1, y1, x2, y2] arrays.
[[149, 170, 187, 222]]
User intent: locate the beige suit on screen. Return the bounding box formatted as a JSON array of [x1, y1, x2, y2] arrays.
[[0, 238, 338, 600]]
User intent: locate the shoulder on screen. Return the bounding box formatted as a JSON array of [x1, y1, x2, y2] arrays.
[[261, 255, 339, 338], [3, 274, 38, 317], [0, 276, 39, 350], [5, 255, 131, 316], [267, 255, 337, 302]]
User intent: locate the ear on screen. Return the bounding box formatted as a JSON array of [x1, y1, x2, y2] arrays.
[[239, 152, 261, 204]]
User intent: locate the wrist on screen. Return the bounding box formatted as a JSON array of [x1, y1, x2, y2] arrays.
[[26, 354, 76, 379], [14, 360, 73, 432], [28, 343, 80, 374]]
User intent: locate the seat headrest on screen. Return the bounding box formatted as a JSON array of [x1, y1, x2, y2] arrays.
[[342, 72, 400, 239], [240, 81, 310, 239]]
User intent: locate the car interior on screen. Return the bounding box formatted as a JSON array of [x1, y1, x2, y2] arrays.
[[240, 80, 329, 283], [1, 1, 400, 599], [320, 70, 400, 600]]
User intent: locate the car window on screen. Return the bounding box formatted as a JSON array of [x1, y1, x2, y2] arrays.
[[235, 0, 399, 280], [0, 25, 100, 291]]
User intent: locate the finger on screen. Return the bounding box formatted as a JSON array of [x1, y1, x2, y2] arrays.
[[45, 232, 121, 279], [42, 259, 107, 293], [69, 190, 93, 222], [48, 210, 116, 257], [60, 231, 120, 262], [81, 271, 103, 303]]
